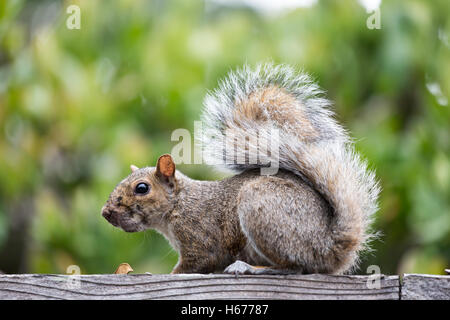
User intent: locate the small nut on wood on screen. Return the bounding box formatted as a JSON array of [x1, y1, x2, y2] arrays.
[[114, 263, 134, 274]]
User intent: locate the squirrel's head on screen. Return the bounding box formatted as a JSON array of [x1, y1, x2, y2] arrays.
[[101, 154, 178, 232]]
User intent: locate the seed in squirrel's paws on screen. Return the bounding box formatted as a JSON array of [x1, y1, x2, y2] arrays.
[[114, 263, 134, 274]]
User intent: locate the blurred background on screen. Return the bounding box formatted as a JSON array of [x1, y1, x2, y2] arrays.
[[0, 0, 448, 275]]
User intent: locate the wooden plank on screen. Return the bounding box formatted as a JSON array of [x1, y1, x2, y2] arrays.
[[0, 274, 399, 300], [401, 274, 450, 300]]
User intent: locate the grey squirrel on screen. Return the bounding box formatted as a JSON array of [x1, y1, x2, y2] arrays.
[[101, 63, 380, 274]]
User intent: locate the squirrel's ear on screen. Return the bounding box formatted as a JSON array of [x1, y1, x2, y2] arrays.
[[130, 165, 139, 173], [156, 154, 176, 179]]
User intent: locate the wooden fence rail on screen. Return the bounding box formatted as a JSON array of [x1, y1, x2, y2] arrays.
[[0, 273, 448, 300]]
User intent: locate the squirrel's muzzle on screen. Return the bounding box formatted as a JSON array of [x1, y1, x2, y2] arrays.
[[102, 206, 120, 227]]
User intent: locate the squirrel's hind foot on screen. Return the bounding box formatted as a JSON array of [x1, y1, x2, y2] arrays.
[[224, 260, 298, 276]]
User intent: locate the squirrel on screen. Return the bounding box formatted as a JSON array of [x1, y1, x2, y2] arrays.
[[101, 63, 380, 275]]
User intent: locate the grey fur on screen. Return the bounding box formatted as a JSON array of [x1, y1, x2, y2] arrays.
[[199, 63, 380, 273]]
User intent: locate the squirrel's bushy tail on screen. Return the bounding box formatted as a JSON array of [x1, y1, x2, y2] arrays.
[[199, 63, 380, 272]]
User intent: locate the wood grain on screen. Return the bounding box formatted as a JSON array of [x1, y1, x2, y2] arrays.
[[0, 273, 400, 300], [401, 274, 450, 300]]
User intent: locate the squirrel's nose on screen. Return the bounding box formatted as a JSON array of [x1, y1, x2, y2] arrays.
[[102, 208, 111, 219], [102, 206, 118, 225], [101, 205, 110, 218]]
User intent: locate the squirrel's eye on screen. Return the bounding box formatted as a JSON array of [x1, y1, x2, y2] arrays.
[[135, 183, 149, 195]]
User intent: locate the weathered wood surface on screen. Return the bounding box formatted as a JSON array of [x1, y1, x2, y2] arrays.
[[0, 274, 401, 300], [401, 274, 450, 300], [0, 273, 448, 300]]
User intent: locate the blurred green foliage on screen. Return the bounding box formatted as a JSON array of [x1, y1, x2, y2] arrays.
[[0, 0, 448, 275]]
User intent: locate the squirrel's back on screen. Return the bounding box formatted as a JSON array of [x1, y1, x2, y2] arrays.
[[199, 63, 380, 272]]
